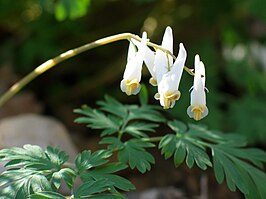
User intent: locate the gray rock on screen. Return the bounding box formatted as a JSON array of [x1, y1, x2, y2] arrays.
[[126, 186, 188, 199], [0, 113, 78, 160], [0, 113, 79, 194]]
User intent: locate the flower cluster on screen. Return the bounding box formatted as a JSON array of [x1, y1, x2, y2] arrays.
[[120, 26, 208, 121]]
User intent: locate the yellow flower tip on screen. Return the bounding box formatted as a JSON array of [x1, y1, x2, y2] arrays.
[[191, 105, 206, 121], [163, 91, 181, 109], [149, 77, 157, 86], [193, 109, 202, 121], [124, 79, 140, 95], [154, 93, 160, 100], [165, 91, 181, 101]]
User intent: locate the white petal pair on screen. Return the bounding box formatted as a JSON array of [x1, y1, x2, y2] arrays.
[[120, 32, 147, 96], [187, 55, 208, 120], [153, 27, 187, 109]]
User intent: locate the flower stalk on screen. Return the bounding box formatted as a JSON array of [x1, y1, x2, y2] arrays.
[[0, 32, 194, 108]]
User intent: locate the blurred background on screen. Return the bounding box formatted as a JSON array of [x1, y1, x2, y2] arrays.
[[0, 0, 265, 198]]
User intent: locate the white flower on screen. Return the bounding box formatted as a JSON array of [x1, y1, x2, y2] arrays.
[[120, 32, 147, 95], [187, 54, 208, 121], [131, 36, 156, 86], [153, 27, 187, 109], [153, 26, 174, 86]]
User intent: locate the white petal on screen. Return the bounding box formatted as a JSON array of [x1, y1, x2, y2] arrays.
[[154, 50, 168, 83], [161, 26, 173, 66], [120, 79, 126, 93], [123, 32, 147, 83], [194, 54, 200, 74], [190, 89, 206, 106], [123, 58, 141, 81], [127, 41, 136, 62], [194, 54, 201, 84], [177, 43, 187, 60], [187, 106, 194, 118], [131, 32, 155, 78], [193, 54, 203, 90], [201, 106, 209, 118], [135, 32, 147, 66], [154, 27, 174, 83], [156, 43, 187, 108], [169, 43, 187, 89], [144, 46, 156, 78], [199, 61, 206, 87]]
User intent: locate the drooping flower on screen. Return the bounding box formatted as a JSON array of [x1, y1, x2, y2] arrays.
[[187, 54, 208, 121], [153, 27, 187, 109], [152, 26, 174, 87], [120, 32, 147, 95], [131, 36, 156, 86]]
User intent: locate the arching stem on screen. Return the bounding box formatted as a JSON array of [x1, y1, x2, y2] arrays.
[[0, 33, 193, 107]]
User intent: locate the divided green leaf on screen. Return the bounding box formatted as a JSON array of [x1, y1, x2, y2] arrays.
[[74, 179, 111, 198], [159, 134, 212, 170], [29, 191, 66, 199], [97, 95, 128, 118], [74, 96, 163, 139], [100, 137, 155, 174], [118, 139, 155, 173], [74, 106, 120, 135], [0, 145, 75, 198], [162, 120, 266, 199], [124, 122, 158, 138], [0, 145, 68, 170], [80, 162, 135, 191], [75, 150, 111, 173], [212, 145, 266, 199]]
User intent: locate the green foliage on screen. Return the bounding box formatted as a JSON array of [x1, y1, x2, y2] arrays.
[[41, 0, 91, 21], [80, 162, 135, 192], [159, 120, 266, 199], [159, 121, 212, 170], [247, 0, 266, 21], [117, 139, 155, 173], [0, 145, 134, 198], [74, 150, 135, 197], [74, 95, 164, 137], [227, 93, 266, 143], [75, 179, 117, 198], [74, 96, 266, 198], [29, 191, 65, 199], [74, 96, 162, 173], [139, 84, 149, 106], [0, 145, 73, 198], [75, 150, 111, 172], [0, 96, 266, 198]]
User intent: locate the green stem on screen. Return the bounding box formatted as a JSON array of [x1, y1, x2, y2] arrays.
[[117, 110, 130, 140], [186, 137, 212, 148], [0, 33, 194, 107], [141, 136, 163, 143], [62, 162, 76, 170]]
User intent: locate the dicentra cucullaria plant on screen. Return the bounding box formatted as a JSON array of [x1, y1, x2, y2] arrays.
[[0, 27, 265, 199]]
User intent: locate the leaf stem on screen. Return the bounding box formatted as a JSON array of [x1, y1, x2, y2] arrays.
[[141, 136, 163, 143], [0, 33, 194, 107], [118, 114, 129, 140], [62, 162, 76, 170]]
